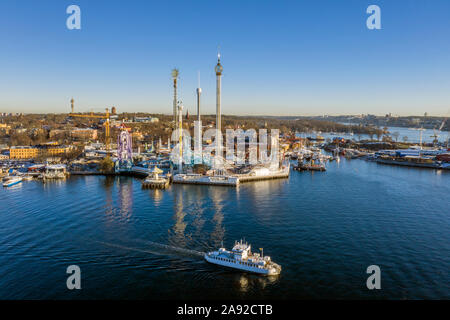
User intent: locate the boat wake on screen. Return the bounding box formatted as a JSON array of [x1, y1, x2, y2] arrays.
[[97, 240, 205, 258]]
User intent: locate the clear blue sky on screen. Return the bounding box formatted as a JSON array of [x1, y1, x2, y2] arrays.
[[0, 0, 449, 116]]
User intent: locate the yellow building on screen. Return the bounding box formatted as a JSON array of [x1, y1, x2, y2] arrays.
[[45, 146, 70, 156], [0, 123, 11, 134], [9, 146, 39, 159], [9, 145, 70, 159]]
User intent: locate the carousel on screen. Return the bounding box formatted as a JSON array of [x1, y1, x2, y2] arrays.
[[142, 166, 170, 189]]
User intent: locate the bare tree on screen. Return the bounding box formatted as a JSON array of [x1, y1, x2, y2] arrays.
[[376, 131, 382, 141], [392, 131, 400, 142]]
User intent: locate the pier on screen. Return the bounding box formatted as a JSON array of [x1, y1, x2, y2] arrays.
[[236, 168, 290, 183], [173, 166, 290, 187], [173, 174, 239, 186], [142, 179, 169, 189]]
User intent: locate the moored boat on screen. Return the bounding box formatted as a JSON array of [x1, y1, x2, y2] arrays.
[[3, 176, 23, 187]]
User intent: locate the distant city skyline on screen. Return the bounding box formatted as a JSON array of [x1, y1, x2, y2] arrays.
[[0, 0, 449, 116]]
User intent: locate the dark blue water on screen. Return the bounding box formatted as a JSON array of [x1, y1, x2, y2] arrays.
[[1, 159, 449, 299]]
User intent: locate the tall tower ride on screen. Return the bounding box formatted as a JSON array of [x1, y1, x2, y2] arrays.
[[194, 72, 203, 164], [70, 98, 74, 113], [196, 72, 202, 122], [177, 103, 184, 171], [215, 52, 223, 147], [172, 68, 179, 123]]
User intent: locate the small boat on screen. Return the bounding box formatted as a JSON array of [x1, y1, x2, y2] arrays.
[[204, 240, 281, 276], [3, 176, 23, 187], [22, 174, 34, 181], [294, 157, 326, 171]]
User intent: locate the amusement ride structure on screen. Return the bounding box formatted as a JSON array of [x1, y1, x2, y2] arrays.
[[115, 125, 133, 172]]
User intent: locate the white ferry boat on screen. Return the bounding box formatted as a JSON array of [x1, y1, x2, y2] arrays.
[[204, 240, 281, 276]]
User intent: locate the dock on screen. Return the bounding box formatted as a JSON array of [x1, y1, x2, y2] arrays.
[[142, 178, 170, 189], [293, 165, 326, 172], [376, 158, 449, 170], [236, 169, 290, 183], [173, 174, 239, 186], [173, 165, 290, 187]]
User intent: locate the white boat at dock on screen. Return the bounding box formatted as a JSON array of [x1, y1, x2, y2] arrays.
[[3, 176, 23, 187], [204, 240, 281, 276], [21, 174, 34, 181]]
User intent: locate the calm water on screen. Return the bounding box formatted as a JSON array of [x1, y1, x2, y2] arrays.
[[1, 159, 449, 299], [300, 125, 450, 144]]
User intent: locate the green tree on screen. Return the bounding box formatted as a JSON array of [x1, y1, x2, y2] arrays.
[[99, 156, 115, 173], [62, 147, 83, 161], [10, 131, 32, 146]]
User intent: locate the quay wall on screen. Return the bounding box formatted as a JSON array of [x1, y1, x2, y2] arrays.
[[375, 159, 447, 170], [236, 171, 290, 183]]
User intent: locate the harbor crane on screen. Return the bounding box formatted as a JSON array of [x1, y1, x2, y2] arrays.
[[68, 99, 112, 151], [430, 117, 447, 145]]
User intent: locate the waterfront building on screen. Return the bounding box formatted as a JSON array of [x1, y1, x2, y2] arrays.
[[9, 146, 39, 159], [9, 144, 71, 159]]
